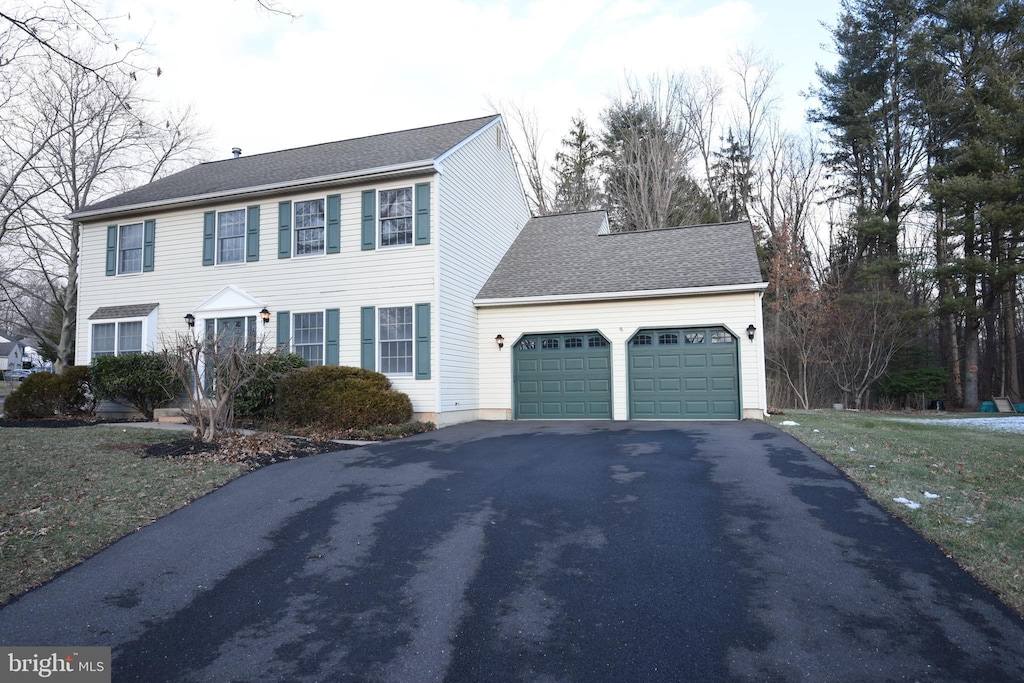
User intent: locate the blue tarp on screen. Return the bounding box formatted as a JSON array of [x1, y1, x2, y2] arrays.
[[979, 401, 996, 413]]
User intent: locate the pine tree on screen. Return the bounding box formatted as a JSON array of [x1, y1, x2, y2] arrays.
[[551, 117, 600, 213]]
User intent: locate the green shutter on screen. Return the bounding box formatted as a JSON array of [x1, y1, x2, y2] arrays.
[[246, 205, 260, 262], [278, 201, 292, 259], [202, 211, 216, 266], [415, 182, 430, 245], [415, 303, 431, 380], [326, 194, 341, 254], [105, 225, 118, 275], [325, 308, 340, 365], [361, 190, 376, 251], [143, 219, 156, 272], [360, 306, 376, 369], [276, 311, 291, 351]]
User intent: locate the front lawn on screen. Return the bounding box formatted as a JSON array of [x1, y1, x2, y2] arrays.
[[0, 426, 244, 604], [773, 410, 1024, 616]]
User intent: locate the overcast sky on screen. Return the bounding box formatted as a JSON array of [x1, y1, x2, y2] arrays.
[[107, 0, 843, 162]]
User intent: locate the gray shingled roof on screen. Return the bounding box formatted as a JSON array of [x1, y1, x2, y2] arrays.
[[70, 116, 500, 220], [89, 303, 159, 320], [476, 212, 766, 301]]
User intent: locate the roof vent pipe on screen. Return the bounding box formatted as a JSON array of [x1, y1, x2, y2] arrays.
[[231, 147, 242, 159]]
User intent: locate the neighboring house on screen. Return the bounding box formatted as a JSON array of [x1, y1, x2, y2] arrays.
[[69, 115, 768, 424], [0, 339, 24, 372]]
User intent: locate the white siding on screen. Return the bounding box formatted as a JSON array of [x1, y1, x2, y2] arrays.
[[76, 177, 441, 414], [436, 120, 531, 417], [477, 292, 767, 420]]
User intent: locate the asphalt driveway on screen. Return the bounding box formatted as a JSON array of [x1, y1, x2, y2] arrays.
[[1, 421, 1022, 681]]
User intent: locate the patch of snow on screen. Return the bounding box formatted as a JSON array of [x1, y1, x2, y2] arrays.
[[893, 497, 921, 510], [923, 491, 940, 499], [779, 420, 800, 426], [893, 416, 1024, 434], [868, 465, 876, 468], [812, 429, 820, 433], [848, 447, 857, 453]]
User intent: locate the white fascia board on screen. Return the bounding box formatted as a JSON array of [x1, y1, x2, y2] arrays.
[[474, 281, 769, 307], [434, 116, 501, 166], [68, 160, 438, 222]]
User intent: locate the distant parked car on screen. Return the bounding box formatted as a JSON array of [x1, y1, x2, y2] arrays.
[[3, 366, 52, 381]]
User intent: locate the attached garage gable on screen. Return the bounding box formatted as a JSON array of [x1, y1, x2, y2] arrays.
[[629, 327, 739, 419], [514, 332, 611, 419]]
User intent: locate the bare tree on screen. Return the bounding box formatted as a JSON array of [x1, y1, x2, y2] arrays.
[[679, 68, 725, 220], [601, 74, 706, 231], [163, 331, 277, 443], [5, 48, 206, 371], [490, 98, 551, 216], [818, 288, 916, 410]]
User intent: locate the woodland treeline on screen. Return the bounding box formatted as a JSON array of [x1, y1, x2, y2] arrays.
[[512, 0, 1024, 411], [2, 1, 1022, 412]]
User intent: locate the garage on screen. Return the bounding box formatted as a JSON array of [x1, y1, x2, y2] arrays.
[[513, 332, 611, 419], [628, 327, 740, 419]]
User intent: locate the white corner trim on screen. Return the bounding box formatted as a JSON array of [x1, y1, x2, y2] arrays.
[[474, 282, 769, 307]]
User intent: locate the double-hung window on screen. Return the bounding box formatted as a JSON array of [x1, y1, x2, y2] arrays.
[[92, 321, 143, 359], [295, 199, 325, 256], [379, 188, 413, 247], [293, 312, 324, 366], [379, 307, 413, 374], [118, 223, 144, 274], [217, 209, 246, 264]]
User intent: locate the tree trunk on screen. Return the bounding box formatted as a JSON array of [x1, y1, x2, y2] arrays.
[[964, 317, 980, 409], [1004, 281, 1020, 403]]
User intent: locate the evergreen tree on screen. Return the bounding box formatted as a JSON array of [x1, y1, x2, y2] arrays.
[[551, 117, 600, 213]]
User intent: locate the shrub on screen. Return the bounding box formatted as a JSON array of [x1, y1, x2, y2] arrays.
[[233, 353, 307, 419], [91, 353, 183, 420], [3, 367, 94, 419], [276, 365, 413, 430]]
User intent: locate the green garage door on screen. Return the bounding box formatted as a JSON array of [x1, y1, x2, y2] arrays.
[[514, 332, 611, 419], [629, 327, 739, 419]]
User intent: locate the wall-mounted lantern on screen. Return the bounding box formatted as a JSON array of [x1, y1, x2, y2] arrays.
[[260, 307, 271, 324], [495, 334, 505, 350], [184, 313, 196, 328], [746, 324, 756, 341]]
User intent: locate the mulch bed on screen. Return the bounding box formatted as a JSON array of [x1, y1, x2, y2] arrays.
[[0, 418, 107, 428], [144, 434, 356, 470]]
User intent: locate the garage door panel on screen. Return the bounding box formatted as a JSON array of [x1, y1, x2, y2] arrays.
[[685, 401, 710, 415], [658, 401, 682, 416], [629, 327, 739, 419], [684, 377, 708, 392], [710, 377, 735, 391], [631, 355, 654, 369], [514, 332, 611, 419], [633, 378, 655, 392], [658, 377, 681, 391], [632, 401, 656, 417], [564, 357, 585, 372], [518, 358, 540, 373], [710, 353, 736, 367]]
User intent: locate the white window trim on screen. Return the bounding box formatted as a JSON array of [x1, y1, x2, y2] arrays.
[[215, 207, 247, 266], [89, 317, 152, 359], [117, 222, 144, 276], [377, 305, 414, 376], [377, 185, 415, 249], [291, 310, 326, 366], [293, 196, 327, 258]]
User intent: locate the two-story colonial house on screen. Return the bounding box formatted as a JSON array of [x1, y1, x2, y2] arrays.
[[70, 115, 768, 425]]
